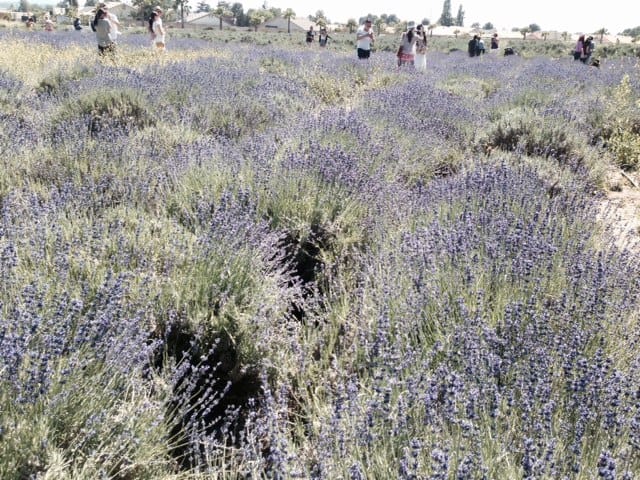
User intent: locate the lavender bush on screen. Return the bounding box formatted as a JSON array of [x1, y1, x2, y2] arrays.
[[1, 28, 639, 479]]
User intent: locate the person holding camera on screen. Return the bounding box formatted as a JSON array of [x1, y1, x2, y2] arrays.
[[356, 19, 374, 59]]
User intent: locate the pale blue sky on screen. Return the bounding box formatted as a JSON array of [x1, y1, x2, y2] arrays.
[[241, 0, 639, 34]]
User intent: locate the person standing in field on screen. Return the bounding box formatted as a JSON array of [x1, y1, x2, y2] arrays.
[[93, 8, 115, 55], [99, 3, 121, 43], [573, 34, 585, 60], [318, 27, 332, 47], [306, 25, 316, 45], [398, 21, 419, 67], [356, 19, 375, 59], [414, 23, 428, 71], [490, 32, 499, 51], [150, 6, 166, 52]]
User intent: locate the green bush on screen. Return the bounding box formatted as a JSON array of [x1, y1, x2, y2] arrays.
[[55, 88, 155, 137]]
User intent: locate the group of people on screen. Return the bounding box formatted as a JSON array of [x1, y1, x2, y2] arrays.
[[305, 25, 333, 47], [89, 4, 164, 55], [574, 35, 596, 65], [396, 22, 428, 71], [91, 3, 120, 54]]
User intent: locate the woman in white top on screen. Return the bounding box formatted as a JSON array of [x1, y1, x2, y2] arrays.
[[150, 7, 166, 51], [414, 24, 428, 72]]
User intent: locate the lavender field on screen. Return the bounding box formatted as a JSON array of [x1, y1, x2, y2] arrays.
[[1, 28, 640, 479]]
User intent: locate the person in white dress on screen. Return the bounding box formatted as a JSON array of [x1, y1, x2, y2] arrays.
[[414, 24, 428, 72], [149, 6, 166, 51]]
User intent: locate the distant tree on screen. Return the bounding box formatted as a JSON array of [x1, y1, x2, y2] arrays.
[[621, 26, 640, 37], [346, 17, 357, 33], [561, 31, 569, 41], [528, 23, 540, 32], [309, 9, 328, 26], [247, 8, 272, 31], [455, 5, 464, 27], [213, 3, 232, 29], [438, 0, 453, 26], [428, 23, 436, 36], [374, 17, 385, 35], [230, 2, 244, 26], [85, 0, 96, 6], [482, 22, 493, 30], [541, 31, 549, 40], [196, 1, 210, 12], [595, 27, 608, 42], [471, 22, 479, 28], [358, 14, 377, 25], [453, 28, 460, 38], [421, 18, 430, 26], [17, 0, 30, 11], [520, 26, 530, 39], [175, 0, 191, 27], [283, 7, 294, 33], [386, 14, 399, 25], [133, 0, 171, 24]]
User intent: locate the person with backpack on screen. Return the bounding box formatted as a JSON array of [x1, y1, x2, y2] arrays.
[[398, 21, 419, 67]]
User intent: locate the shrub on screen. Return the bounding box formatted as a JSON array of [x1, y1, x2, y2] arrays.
[[55, 88, 155, 137]]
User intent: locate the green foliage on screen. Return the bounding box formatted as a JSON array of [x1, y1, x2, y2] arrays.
[[36, 65, 94, 95], [483, 108, 583, 165], [600, 75, 640, 170], [56, 88, 155, 137]]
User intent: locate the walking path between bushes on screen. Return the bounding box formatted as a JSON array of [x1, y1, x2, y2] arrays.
[[599, 171, 640, 250]]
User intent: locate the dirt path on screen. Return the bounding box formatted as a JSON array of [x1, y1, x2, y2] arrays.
[[599, 171, 640, 250]]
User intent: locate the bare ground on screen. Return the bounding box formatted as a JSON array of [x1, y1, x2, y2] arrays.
[[599, 170, 640, 250]]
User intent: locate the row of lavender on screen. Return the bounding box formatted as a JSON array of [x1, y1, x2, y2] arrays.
[[1, 29, 640, 478]]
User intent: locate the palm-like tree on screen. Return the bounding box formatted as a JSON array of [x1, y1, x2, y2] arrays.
[[428, 23, 437, 37], [213, 4, 232, 30], [374, 17, 385, 35], [283, 8, 295, 34], [174, 0, 190, 28], [346, 18, 357, 34], [520, 27, 530, 40]]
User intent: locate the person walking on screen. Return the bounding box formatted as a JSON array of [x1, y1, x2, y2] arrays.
[[318, 27, 332, 47], [101, 4, 120, 43], [93, 8, 115, 55], [414, 24, 428, 72], [356, 19, 374, 59], [306, 26, 315, 45], [468, 35, 479, 57], [150, 6, 166, 52], [573, 35, 585, 60]]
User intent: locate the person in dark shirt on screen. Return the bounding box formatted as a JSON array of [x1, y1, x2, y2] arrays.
[[306, 26, 315, 44]]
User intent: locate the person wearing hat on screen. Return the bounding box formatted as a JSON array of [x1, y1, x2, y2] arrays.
[[398, 21, 418, 67], [148, 6, 166, 51], [356, 19, 374, 59]]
